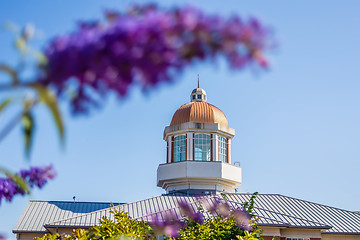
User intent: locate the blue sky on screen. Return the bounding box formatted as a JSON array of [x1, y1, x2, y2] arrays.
[[1, 0, 360, 238]]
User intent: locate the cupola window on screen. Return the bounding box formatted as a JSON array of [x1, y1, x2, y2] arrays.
[[197, 94, 202, 99], [218, 136, 228, 162], [194, 134, 211, 161], [173, 135, 186, 162]]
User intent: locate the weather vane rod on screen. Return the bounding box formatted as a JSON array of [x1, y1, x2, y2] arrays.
[[198, 74, 200, 88]]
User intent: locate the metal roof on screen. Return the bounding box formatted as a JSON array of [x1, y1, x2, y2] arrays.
[[13, 194, 360, 235], [170, 101, 229, 127], [13, 201, 120, 233]]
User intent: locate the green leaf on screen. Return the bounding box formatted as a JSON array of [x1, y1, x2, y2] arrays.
[[0, 64, 19, 84], [21, 111, 34, 157], [15, 37, 27, 53], [34, 51, 48, 66], [29, 49, 48, 66], [0, 98, 12, 114], [29, 84, 65, 144], [3, 21, 19, 33], [0, 167, 30, 194]]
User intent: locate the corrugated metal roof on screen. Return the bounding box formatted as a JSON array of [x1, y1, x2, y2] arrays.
[[13, 194, 360, 235], [13, 201, 119, 233]]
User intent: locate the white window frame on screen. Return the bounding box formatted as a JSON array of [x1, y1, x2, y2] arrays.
[[173, 135, 186, 162], [218, 135, 228, 162], [194, 134, 211, 161]]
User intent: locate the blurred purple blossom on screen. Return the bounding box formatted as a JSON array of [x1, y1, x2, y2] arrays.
[[0, 165, 56, 204], [39, 5, 271, 113], [178, 200, 204, 224], [148, 196, 253, 237], [0, 233, 5, 240], [233, 207, 251, 231], [149, 210, 183, 238], [202, 196, 252, 231], [19, 165, 56, 188]]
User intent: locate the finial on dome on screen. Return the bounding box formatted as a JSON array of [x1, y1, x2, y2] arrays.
[[190, 75, 207, 102], [198, 74, 200, 88]]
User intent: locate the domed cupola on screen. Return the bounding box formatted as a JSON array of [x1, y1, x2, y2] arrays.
[[190, 87, 207, 102], [171, 88, 229, 127], [157, 87, 242, 195]]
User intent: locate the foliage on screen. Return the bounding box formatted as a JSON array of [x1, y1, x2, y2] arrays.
[[88, 209, 154, 240], [173, 216, 262, 240], [35, 208, 154, 240]]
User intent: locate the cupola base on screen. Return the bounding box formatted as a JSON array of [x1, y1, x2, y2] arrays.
[[157, 161, 242, 194]]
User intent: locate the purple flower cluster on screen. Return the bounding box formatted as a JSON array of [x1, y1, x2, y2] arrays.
[[39, 5, 270, 113], [0, 165, 56, 204], [148, 196, 252, 238], [204, 197, 251, 231], [178, 199, 204, 224], [150, 210, 184, 238], [19, 165, 56, 188]]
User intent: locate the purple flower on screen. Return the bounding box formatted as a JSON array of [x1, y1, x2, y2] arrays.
[[38, 5, 271, 113], [0, 165, 56, 204], [202, 196, 253, 231], [20, 165, 56, 188], [149, 210, 183, 238], [232, 208, 251, 231], [0, 233, 6, 240], [178, 200, 204, 224], [0, 178, 20, 202]]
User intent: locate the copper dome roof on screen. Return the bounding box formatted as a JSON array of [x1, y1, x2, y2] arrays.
[[170, 101, 229, 127]]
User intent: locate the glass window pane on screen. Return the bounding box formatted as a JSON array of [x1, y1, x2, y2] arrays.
[[218, 136, 228, 162], [194, 134, 211, 161], [173, 135, 186, 162]]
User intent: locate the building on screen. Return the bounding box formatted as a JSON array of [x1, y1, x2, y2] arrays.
[[13, 87, 360, 240]]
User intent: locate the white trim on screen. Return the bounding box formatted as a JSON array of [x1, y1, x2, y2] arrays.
[[186, 132, 192, 160], [228, 138, 232, 164], [167, 136, 172, 163], [213, 134, 219, 161]]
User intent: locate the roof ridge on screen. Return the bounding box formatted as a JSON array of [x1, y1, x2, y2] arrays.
[[29, 200, 121, 204], [225, 193, 282, 196]]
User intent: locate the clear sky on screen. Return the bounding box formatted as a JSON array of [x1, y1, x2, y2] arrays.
[[1, 0, 360, 238]]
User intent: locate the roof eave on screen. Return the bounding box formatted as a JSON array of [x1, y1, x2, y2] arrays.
[[45, 225, 92, 229], [322, 232, 360, 235], [287, 225, 332, 230], [13, 230, 48, 234]]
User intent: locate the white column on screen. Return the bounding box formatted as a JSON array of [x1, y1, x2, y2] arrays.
[[186, 133, 192, 160], [213, 134, 219, 161], [167, 136, 172, 163], [187, 132, 193, 160], [227, 138, 232, 164]]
